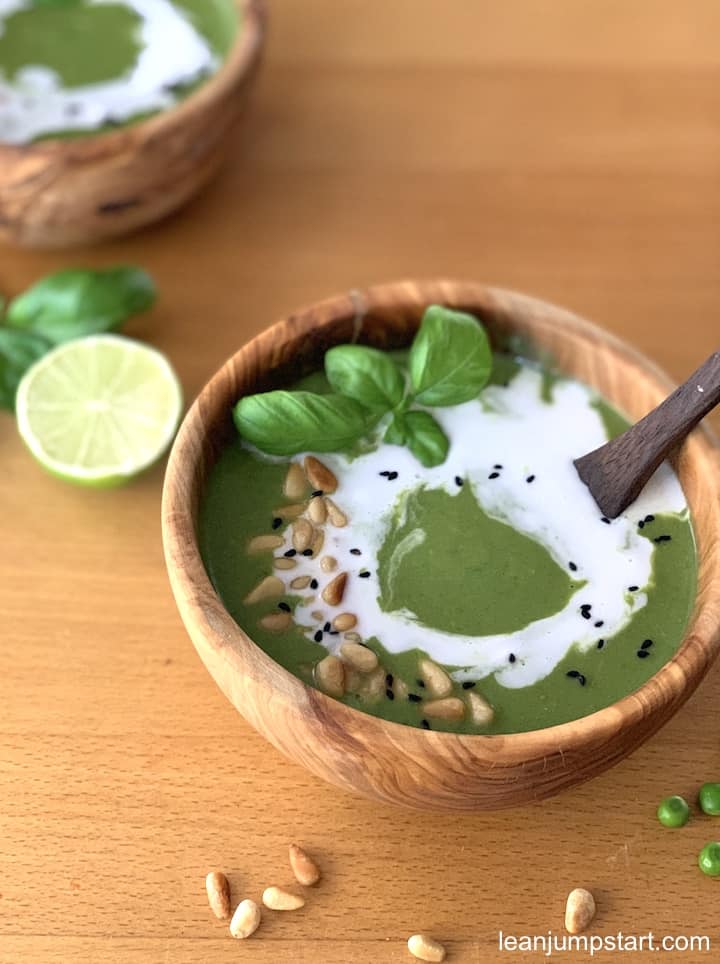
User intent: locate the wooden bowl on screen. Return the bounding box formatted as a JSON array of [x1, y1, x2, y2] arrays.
[[162, 281, 720, 811], [0, 0, 265, 249]]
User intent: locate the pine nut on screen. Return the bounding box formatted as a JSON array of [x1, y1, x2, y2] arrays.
[[467, 690, 494, 726], [284, 462, 307, 500], [262, 886, 305, 911], [333, 613, 357, 631], [394, 676, 409, 700], [288, 843, 321, 886], [290, 575, 311, 590], [407, 933, 446, 962], [244, 575, 285, 604], [247, 534, 284, 553], [340, 642, 378, 672], [292, 518, 314, 552], [273, 503, 305, 519], [325, 498, 347, 527], [322, 571, 347, 606], [260, 611, 293, 631], [422, 697, 465, 721], [418, 658, 453, 698], [274, 558, 298, 570], [359, 665, 386, 700], [565, 888, 596, 934], [344, 666, 363, 691], [229, 899, 261, 939], [205, 871, 231, 920], [310, 528, 325, 556], [320, 555, 337, 572], [311, 610, 324, 621], [315, 654, 345, 697], [343, 631, 362, 642], [304, 456, 338, 494], [308, 495, 327, 524]]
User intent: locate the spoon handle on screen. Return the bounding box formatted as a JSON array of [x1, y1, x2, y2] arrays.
[[574, 351, 720, 518]]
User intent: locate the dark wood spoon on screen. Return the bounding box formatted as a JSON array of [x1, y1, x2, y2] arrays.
[[574, 351, 720, 518]]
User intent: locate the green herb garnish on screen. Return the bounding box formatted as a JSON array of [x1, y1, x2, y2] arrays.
[[233, 305, 492, 467], [0, 266, 157, 410]]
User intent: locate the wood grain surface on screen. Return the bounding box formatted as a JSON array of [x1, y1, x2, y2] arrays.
[[2, 1, 720, 960]]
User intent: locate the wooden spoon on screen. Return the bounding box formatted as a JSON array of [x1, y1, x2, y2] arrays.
[[574, 351, 720, 518]]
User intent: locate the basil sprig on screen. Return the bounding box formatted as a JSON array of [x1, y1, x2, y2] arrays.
[[233, 305, 492, 468], [0, 265, 157, 411]]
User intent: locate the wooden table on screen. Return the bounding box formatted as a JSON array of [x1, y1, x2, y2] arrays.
[[2, 2, 720, 960]]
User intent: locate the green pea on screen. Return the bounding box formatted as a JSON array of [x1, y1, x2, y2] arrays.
[[657, 795, 690, 828], [698, 783, 720, 816], [698, 842, 720, 876]]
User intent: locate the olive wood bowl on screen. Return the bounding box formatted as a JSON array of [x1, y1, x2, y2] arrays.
[[0, 0, 265, 249], [162, 280, 720, 811]]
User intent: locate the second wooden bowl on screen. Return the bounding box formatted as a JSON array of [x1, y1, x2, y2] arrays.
[[0, 0, 265, 248], [162, 281, 720, 811]]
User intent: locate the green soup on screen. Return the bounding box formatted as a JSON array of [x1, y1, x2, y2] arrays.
[[200, 355, 696, 734], [0, 0, 238, 144]]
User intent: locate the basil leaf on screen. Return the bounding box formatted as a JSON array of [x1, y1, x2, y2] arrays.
[[384, 413, 407, 445], [409, 305, 492, 406], [234, 391, 372, 456], [0, 329, 52, 411], [325, 344, 404, 412], [6, 266, 156, 344], [401, 410, 449, 467]]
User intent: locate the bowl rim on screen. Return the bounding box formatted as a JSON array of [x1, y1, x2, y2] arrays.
[[162, 279, 720, 761], [0, 0, 265, 154]]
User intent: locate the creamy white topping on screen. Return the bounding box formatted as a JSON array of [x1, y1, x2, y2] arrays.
[[0, 0, 217, 144], [270, 367, 688, 690]]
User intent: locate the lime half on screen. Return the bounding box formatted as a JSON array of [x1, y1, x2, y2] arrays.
[[16, 334, 183, 486]]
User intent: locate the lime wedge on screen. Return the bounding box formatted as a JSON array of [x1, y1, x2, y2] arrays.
[[15, 334, 183, 487]]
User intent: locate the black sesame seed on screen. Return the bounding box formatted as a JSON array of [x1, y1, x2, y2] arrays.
[[577, 674, 587, 686], [350, 548, 362, 556], [637, 649, 650, 659], [628, 585, 639, 592], [359, 571, 371, 578], [313, 630, 323, 643], [312, 489, 323, 497], [526, 474, 536, 483], [302, 548, 313, 556], [489, 472, 500, 480], [454, 476, 464, 487], [569, 562, 578, 572], [416, 679, 426, 688], [387, 471, 399, 481], [272, 516, 283, 530], [421, 719, 431, 729], [581, 611, 592, 620], [594, 620, 604, 628], [566, 670, 580, 678], [329, 630, 339, 636], [386, 688, 395, 700], [601, 517, 611, 524], [284, 548, 297, 558], [508, 653, 516, 664], [638, 520, 645, 530], [462, 681, 476, 689], [494, 464, 503, 470], [408, 693, 422, 702], [386, 673, 394, 687], [581, 603, 592, 611], [323, 622, 331, 632], [379, 471, 391, 477], [654, 535, 672, 543], [278, 602, 291, 612], [641, 638, 654, 650], [310, 579, 319, 590], [597, 639, 605, 650], [645, 514, 655, 523]]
